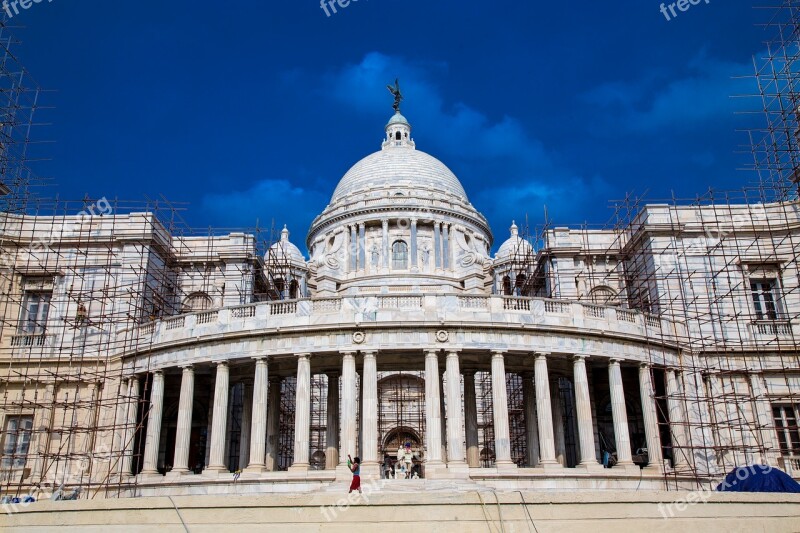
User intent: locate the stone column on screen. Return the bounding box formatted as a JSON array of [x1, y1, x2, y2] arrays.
[[534, 354, 559, 467], [339, 352, 358, 472], [358, 223, 366, 271], [325, 373, 340, 470], [434, 223, 442, 269], [246, 357, 269, 472], [439, 370, 448, 462], [463, 371, 480, 468], [206, 362, 230, 473], [573, 356, 601, 469], [349, 225, 357, 272], [171, 366, 195, 474], [749, 372, 780, 465], [445, 351, 467, 472], [491, 350, 515, 468], [665, 368, 689, 470], [120, 377, 140, 476], [141, 370, 165, 475], [410, 219, 418, 271], [361, 351, 379, 477], [522, 373, 540, 467], [551, 380, 566, 466], [442, 224, 451, 270], [381, 219, 389, 270], [608, 359, 634, 466], [290, 353, 311, 471], [424, 350, 444, 471], [265, 376, 281, 471], [238, 381, 252, 470], [639, 364, 664, 471]]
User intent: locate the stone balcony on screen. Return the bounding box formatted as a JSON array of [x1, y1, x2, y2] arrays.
[[117, 295, 685, 360]]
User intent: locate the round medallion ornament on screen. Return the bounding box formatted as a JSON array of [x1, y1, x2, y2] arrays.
[[436, 330, 449, 343], [352, 331, 366, 344]]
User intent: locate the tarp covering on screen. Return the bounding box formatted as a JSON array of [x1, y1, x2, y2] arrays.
[[716, 465, 800, 493]]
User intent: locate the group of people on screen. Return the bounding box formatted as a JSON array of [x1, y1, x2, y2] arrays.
[[384, 443, 421, 480], [348, 443, 422, 493]]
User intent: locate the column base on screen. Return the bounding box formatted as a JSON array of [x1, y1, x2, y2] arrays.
[[495, 460, 518, 471], [538, 460, 564, 472], [201, 468, 231, 478], [243, 464, 266, 474], [359, 462, 381, 480], [446, 461, 471, 478], [288, 463, 309, 473], [424, 461, 448, 479], [164, 469, 193, 480], [613, 462, 643, 475], [576, 461, 606, 473]]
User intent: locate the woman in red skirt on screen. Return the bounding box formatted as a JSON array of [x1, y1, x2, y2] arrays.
[[348, 455, 361, 493]]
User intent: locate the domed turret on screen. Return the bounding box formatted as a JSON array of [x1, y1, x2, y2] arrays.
[[268, 226, 306, 266], [495, 222, 533, 262]]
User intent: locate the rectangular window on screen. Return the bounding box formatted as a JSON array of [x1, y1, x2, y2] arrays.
[[751, 278, 781, 320], [1, 415, 34, 469], [773, 405, 800, 455], [19, 291, 51, 334]]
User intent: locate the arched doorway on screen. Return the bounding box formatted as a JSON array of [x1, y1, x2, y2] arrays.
[[378, 373, 426, 478]]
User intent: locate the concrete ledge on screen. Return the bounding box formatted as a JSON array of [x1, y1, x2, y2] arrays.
[[3, 490, 800, 532]]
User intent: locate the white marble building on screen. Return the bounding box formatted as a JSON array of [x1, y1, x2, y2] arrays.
[[0, 110, 799, 498]]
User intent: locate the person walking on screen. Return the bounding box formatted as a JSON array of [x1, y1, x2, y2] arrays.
[[348, 455, 362, 494]]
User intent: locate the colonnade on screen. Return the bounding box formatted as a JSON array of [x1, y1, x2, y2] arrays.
[[130, 351, 667, 478]]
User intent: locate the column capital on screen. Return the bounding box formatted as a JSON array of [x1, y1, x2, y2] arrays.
[[608, 358, 622, 366], [410, 217, 418, 224], [534, 352, 551, 359], [665, 366, 679, 374], [152, 369, 165, 376], [490, 349, 506, 358], [180, 364, 194, 371], [446, 349, 461, 357], [213, 360, 230, 367], [424, 348, 440, 358], [295, 352, 311, 360], [639, 361, 652, 369], [361, 350, 378, 358], [572, 354, 589, 362], [340, 350, 357, 358], [251, 355, 269, 362]]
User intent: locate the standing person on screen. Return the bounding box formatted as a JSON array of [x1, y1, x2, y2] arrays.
[[348, 455, 361, 494]]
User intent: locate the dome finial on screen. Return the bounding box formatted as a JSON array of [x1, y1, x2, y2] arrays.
[[510, 221, 519, 237], [387, 78, 403, 114], [281, 225, 289, 242]]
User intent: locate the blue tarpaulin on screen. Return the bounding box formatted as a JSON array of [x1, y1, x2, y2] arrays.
[[716, 465, 800, 493]]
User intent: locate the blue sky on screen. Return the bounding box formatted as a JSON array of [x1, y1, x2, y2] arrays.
[[11, 0, 768, 249]]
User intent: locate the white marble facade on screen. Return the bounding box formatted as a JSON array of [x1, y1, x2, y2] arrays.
[[1, 112, 799, 498]]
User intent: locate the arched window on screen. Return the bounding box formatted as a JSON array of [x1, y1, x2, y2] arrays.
[[589, 286, 619, 306], [502, 275, 512, 296], [392, 241, 408, 270], [289, 279, 299, 300], [515, 273, 527, 296], [183, 292, 212, 313], [273, 278, 285, 300], [395, 131, 402, 141]]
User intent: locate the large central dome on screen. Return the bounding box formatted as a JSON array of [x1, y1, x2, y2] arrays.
[[331, 148, 468, 203], [330, 112, 468, 204]]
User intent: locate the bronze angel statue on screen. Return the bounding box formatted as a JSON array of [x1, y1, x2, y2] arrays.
[[387, 79, 403, 113]]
